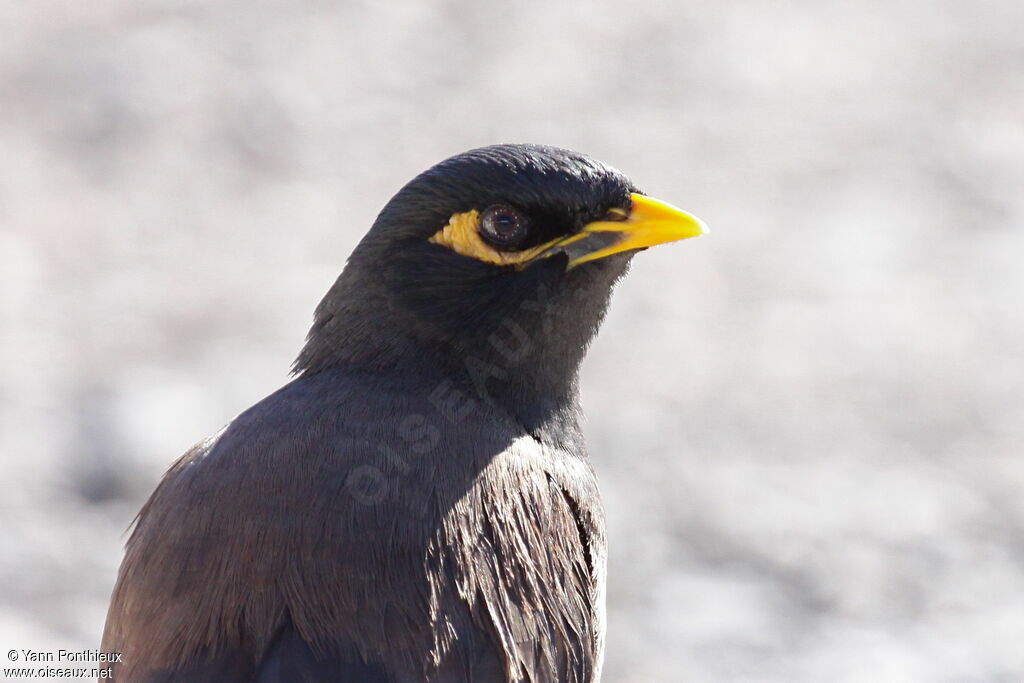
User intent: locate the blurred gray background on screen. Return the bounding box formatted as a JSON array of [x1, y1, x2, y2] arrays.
[[2, 1, 1022, 681]]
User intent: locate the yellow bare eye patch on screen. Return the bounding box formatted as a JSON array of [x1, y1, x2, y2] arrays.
[[428, 211, 556, 267], [428, 195, 707, 270]]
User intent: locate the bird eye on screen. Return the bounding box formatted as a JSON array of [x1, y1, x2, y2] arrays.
[[479, 205, 529, 250]]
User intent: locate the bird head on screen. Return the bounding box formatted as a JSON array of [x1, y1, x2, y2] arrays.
[[295, 144, 705, 412]]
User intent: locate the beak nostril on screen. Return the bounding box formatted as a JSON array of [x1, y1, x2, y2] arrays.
[[604, 207, 630, 222]]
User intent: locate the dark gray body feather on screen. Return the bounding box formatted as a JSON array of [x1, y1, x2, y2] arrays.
[[102, 366, 606, 682]]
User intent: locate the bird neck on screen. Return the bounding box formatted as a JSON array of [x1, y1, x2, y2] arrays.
[[292, 269, 613, 433]]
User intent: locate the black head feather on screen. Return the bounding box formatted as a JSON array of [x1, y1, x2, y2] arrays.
[[295, 144, 641, 418], [366, 144, 637, 245]]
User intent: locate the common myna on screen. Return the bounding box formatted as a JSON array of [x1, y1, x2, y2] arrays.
[[102, 144, 706, 682]]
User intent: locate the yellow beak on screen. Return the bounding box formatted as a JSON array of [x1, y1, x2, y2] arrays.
[[545, 193, 708, 269]]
